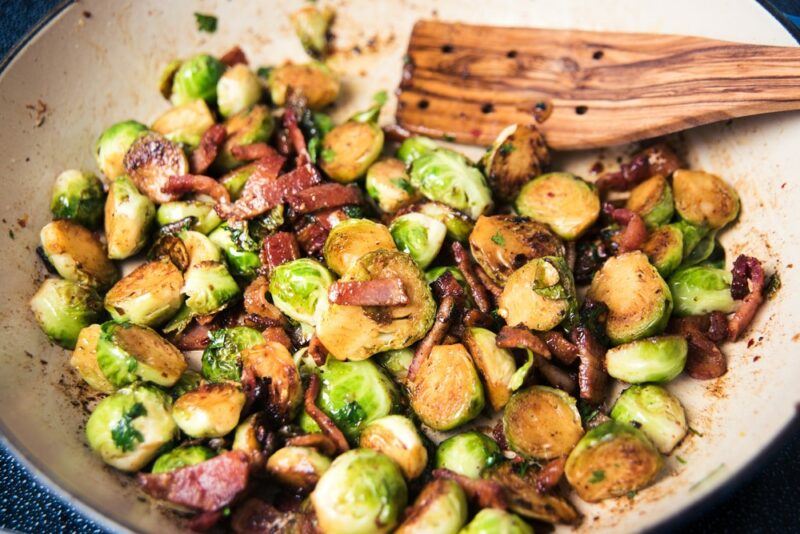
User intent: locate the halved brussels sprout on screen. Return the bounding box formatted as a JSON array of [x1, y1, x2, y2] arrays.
[[397, 136, 438, 166], [269, 258, 333, 334], [611, 384, 688, 454], [291, 5, 334, 58], [151, 445, 216, 474], [94, 120, 149, 181], [642, 225, 684, 278], [216, 104, 275, 171], [668, 265, 736, 317], [317, 250, 435, 361], [123, 133, 189, 204], [104, 259, 184, 327], [681, 230, 718, 267], [96, 321, 187, 387], [469, 215, 564, 286], [50, 170, 105, 229], [220, 163, 258, 200], [202, 326, 265, 382], [498, 256, 577, 331], [409, 149, 492, 220], [320, 121, 384, 183], [311, 448, 408, 534], [671, 218, 710, 259], [366, 158, 418, 213], [232, 413, 266, 465], [243, 342, 304, 421], [217, 64, 263, 118], [461, 509, 533, 534], [70, 324, 115, 393], [673, 169, 740, 229], [172, 382, 246, 438], [485, 462, 580, 524], [626, 175, 674, 228], [85, 384, 177, 472], [182, 261, 240, 316], [359, 415, 428, 480], [268, 62, 340, 110], [481, 123, 550, 202], [208, 222, 262, 278], [157, 200, 221, 235], [267, 446, 331, 491], [503, 386, 584, 460], [516, 172, 600, 240], [300, 359, 400, 443], [463, 327, 516, 411], [565, 420, 663, 502], [179, 230, 222, 266], [151, 99, 215, 148], [390, 212, 447, 269], [587, 251, 672, 345], [170, 369, 202, 398], [396, 479, 467, 534], [414, 201, 474, 242], [105, 175, 156, 259], [159, 59, 182, 100], [605, 335, 688, 384], [375, 348, 414, 384], [323, 218, 396, 276], [435, 431, 501, 479], [30, 279, 103, 349], [40, 220, 118, 290], [170, 54, 226, 106], [408, 343, 484, 431], [149, 234, 190, 271]]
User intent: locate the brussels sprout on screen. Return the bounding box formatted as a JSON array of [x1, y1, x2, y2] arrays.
[[180, 230, 222, 266], [216, 105, 276, 171], [395, 479, 468, 534], [300, 359, 400, 443], [40, 220, 118, 290], [671, 218, 710, 259], [626, 175, 674, 228], [208, 222, 262, 278], [157, 200, 221, 235], [409, 149, 492, 220], [105, 175, 156, 259], [565, 420, 663, 502], [151, 445, 216, 473], [408, 344, 484, 431], [605, 335, 688, 383], [611, 384, 688, 454], [461, 508, 533, 534], [480, 123, 550, 202], [503, 386, 583, 460], [50, 170, 105, 229], [104, 259, 184, 327], [70, 324, 115, 393], [151, 99, 216, 148], [123, 133, 189, 204], [673, 169, 740, 229], [668, 265, 735, 317], [159, 59, 182, 100], [498, 256, 577, 331], [311, 448, 408, 534], [217, 64, 263, 118], [94, 120, 149, 181], [268, 62, 340, 110], [323, 218, 396, 276], [642, 225, 684, 278], [681, 230, 718, 268], [232, 413, 266, 466], [243, 342, 304, 421], [375, 348, 414, 384], [267, 446, 331, 491], [170, 369, 202, 398], [397, 136, 438, 165], [182, 261, 240, 316], [485, 462, 580, 524], [463, 327, 516, 411], [291, 5, 334, 58], [85, 384, 178, 472], [96, 321, 187, 387], [516, 172, 600, 240], [360, 415, 428, 480], [413, 201, 474, 242], [220, 163, 258, 200], [172, 382, 246, 438], [269, 258, 333, 334], [201, 327, 265, 382], [469, 215, 564, 286], [435, 431, 501, 479], [366, 158, 419, 213], [587, 251, 672, 344], [30, 279, 103, 349], [170, 54, 226, 106], [149, 234, 191, 271], [317, 250, 435, 361], [390, 213, 447, 269], [320, 121, 384, 183]]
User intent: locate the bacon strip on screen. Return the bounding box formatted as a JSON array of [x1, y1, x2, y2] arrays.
[[639, 143, 681, 177], [475, 264, 503, 298], [305, 374, 349, 454], [220, 46, 248, 67], [328, 278, 408, 306], [262, 327, 292, 350], [728, 255, 766, 341], [596, 153, 651, 192], [452, 242, 492, 313], [295, 218, 330, 256], [307, 336, 329, 367], [408, 295, 458, 381], [287, 183, 363, 214], [534, 457, 567, 494], [285, 433, 338, 457], [463, 308, 493, 328], [137, 451, 250, 512], [174, 320, 214, 350], [283, 107, 310, 165], [243, 277, 286, 326], [231, 498, 314, 534], [432, 469, 508, 510], [163, 174, 231, 205], [190, 124, 227, 175], [541, 331, 579, 365], [670, 315, 727, 379], [537, 359, 577, 394], [431, 271, 466, 300], [260, 232, 301, 274], [231, 143, 281, 163], [707, 311, 729, 342], [496, 326, 551, 358], [604, 204, 647, 253], [571, 326, 607, 405]]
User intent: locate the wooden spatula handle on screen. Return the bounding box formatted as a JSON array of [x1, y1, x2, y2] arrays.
[[396, 20, 800, 150]]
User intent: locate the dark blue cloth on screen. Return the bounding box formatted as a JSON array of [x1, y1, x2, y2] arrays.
[[1, 1, 799, 532]]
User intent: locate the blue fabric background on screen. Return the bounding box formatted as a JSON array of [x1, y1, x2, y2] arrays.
[[0, 1, 798, 532]]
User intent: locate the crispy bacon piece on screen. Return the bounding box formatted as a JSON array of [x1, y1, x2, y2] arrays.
[[474, 264, 503, 298], [328, 278, 409, 306], [452, 242, 492, 313], [188, 509, 223, 532], [463, 308, 493, 328], [137, 451, 250, 512], [220, 45, 248, 67], [492, 421, 509, 450], [283, 106, 310, 165], [408, 295, 458, 381], [285, 433, 338, 457], [728, 255, 766, 341], [163, 174, 232, 205], [670, 315, 727, 379], [707, 311, 729, 342], [537, 359, 577, 394], [260, 232, 300, 274], [431, 271, 466, 300], [534, 457, 567, 494], [287, 183, 363, 214], [231, 143, 281, 163], [230, 498, 314, 534], [639, 143, 681, 177], [174, 320, 214, 350], [604, 204, 647, 253], [305, 374, 349, 454], [541, 331, 579, 365], [571, 326, 607, 405], [262, 326, 292, 350], [496, 326, 551, 358], [190, 124, 227, 175], [308, 336, 329, 366], [295, 218, 329, 256], [433, 469, 508, 510], [596, 153, 651, 192], [243, 276, 286, 326]]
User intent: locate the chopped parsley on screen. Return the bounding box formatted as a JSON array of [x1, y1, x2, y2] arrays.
[[442, 134, 456, 142], [588, 469, 605, 483], [308, 137, 320, 164], [336, 401, 367, 428], [676, 455, 687, 464], [373, 90, 388, 106], [490, 232, 506, 246], [194, 13, 218, 33], [766, 272, 782, 300], [111, 402, 147, 452], [626, 490, 637, 499], [498, 142, 516, 156], [688, 426, 704, 437], [256, 66, 273, 79]]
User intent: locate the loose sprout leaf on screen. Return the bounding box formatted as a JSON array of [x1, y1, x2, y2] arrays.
[[194, 12, 218, 33], [508, 350, 534, 391], [308, 137, 320, 163], [766, 272, 782, 300], [373, 90, 388, 106], [321, 148, 336, 163], [111, 402, 147, 452]]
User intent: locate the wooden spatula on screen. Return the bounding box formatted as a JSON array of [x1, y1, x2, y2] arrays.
[[396, 20, 800, 150]]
